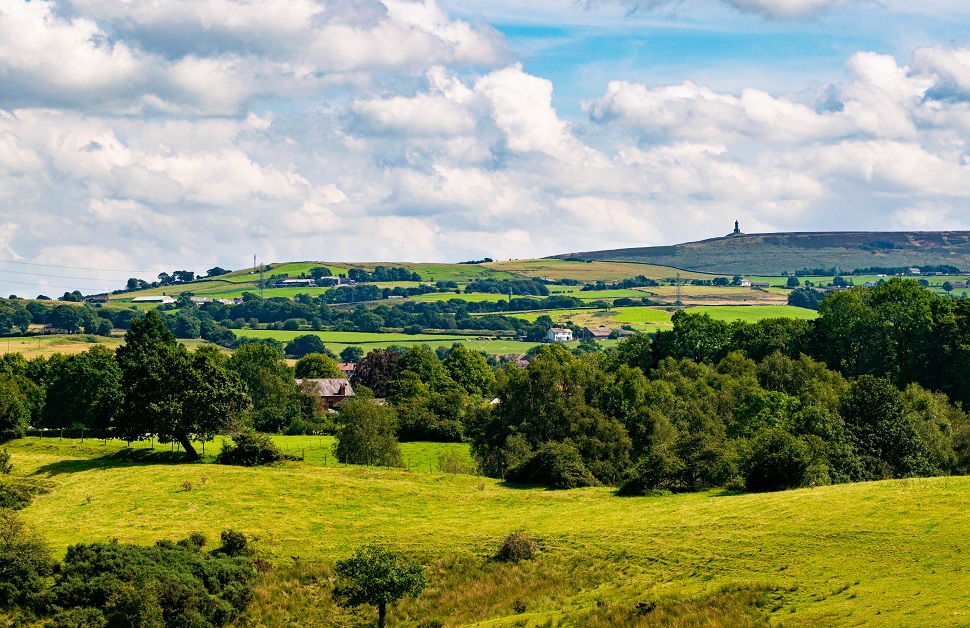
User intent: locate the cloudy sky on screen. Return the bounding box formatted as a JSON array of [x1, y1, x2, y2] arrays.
[[3, 0, 970, 295]]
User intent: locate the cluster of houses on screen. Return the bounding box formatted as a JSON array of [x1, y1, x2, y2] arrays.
[[130, 296, 241, 305], [544, 326, 632, 343]]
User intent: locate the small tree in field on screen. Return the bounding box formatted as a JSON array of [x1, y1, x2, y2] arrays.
[[333, 546, 426, 628]]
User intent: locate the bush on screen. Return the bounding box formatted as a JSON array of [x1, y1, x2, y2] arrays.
[[48, 533, 256, 627], [219, 529, 250, 557], [45, 607, 108, 628], [0, 449, 10, 474], [216, 430, 292, 466], [744, 429, 809, 492], [333, 399, 403, 467], [507, 441, 599, 489], [0, 510, 55, 610], [0, 477, 51, 510], [437, 449, 475, 474], [178, 532, 207, 551], [493, 532, 538, 562]]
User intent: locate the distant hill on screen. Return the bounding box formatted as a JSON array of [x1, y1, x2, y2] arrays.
[[554, 231, 970, 275]]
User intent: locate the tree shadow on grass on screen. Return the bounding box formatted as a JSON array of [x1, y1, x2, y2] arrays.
[[497, 481, 563, 491], [32, 448, 198, 476]]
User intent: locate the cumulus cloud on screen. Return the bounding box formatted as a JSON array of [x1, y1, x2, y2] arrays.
[[0, 0, 507, 115], [4, 0, 970, 295]]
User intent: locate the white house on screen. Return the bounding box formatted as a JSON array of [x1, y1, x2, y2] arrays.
[[739, 279, 752, 287], [546, 327, 573, 342]]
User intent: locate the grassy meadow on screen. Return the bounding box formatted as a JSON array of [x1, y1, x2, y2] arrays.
[[4, 436, 970, 626]]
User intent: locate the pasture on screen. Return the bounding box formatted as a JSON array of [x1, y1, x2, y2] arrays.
[[485, 259, 713, 282], [4, 436, 970, 626]]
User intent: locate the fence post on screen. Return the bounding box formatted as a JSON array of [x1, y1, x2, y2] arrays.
[[81, 428, 84, 443]]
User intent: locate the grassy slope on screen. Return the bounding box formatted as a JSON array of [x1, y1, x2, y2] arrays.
[[485, 259, 713, 281], [558, 231, 970, 276], [5, 437, 970, 626]]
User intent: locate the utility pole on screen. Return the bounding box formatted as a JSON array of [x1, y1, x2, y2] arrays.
[[676, 272, 683, 306]]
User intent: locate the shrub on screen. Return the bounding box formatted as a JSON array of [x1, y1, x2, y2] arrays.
[[507, 441, 599, 489], [220, 529, 249, 557], [49, 533, 256, 627], [744, 429, 809, 492], [45, 607, 108, 628], [333, 399, 403, 468], [178, 532, 207, 551], [216, 430, 291, 466], [493, 532, 538, 562], [0, 477, 51, 510], [437, 449, 475, 475], [0, 449, 11, 474], [0, 510, 55, 610]]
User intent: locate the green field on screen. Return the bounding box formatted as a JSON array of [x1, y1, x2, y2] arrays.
[[5, 437, 970, 626], [688, 305, 819, 322], [232, 328, 610, 356], [232, 329, 468, 344], [486, 259, 713, 281]]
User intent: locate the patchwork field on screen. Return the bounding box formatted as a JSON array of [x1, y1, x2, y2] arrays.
[[4, 437, 970, 626], [485, 259, 713, 282], [231, 328, 612, 356]]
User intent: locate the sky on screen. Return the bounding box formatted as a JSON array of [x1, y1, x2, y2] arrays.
[[3, 0, 970, 296]]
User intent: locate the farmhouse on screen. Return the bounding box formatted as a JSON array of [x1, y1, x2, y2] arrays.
[[132, 296, 176, 304], [739, 279, 752, 287], [338, 362, 356, 377], [296, 378, 355, 411], [546, 327, 573, 342], [272, 278, 316, 288], [577, 327, 631, 340]]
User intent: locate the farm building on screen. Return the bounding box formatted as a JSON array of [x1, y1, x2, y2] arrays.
[[750, 282, 771, 289], [132, 296, 176, 304], [272, 278, 316, 288], [546, 328, 574, 342], [296, 378, 355, 411], [577, 327, 631, 340]]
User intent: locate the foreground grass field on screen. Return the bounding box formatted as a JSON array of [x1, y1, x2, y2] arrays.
[[4, 437, 970, 626]]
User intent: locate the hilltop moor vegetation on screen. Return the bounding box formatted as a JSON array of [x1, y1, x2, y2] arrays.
[[3, 275, 970, 625]]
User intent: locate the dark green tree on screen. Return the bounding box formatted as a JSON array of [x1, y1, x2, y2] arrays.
[[340, 346, 364, 363], [840, 375, 930, 479], [351, 349, 399, 398], [284, 334, 327, 359], [333, 398, 402, 467], [113, 312, 249, 460], [42, 346, 122, 430], [442, 345, 494, 396], [333, 546, 427, 628], [294, 353, 342, 379]]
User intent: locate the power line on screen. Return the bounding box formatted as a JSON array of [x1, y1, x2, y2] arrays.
[[0, 276, 115, 292], [0, 258, 154, 273], [0, 267, 134, 281]]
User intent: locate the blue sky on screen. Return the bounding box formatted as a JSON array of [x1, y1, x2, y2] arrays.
[[1, 0, 970, 295]]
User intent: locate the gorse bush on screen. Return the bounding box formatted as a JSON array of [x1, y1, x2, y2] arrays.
[[47, 532, 256, 627], [493, 532, 538, 562], [0, 477, 51, 510], [216, 430, 291, 466], [0, 510, 55, 609]]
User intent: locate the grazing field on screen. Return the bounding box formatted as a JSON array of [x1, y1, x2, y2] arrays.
[[232, 328, 608, 356], [688, 305, 819, 322], [5, 437, 970, 626], [0, 334, 124, 357], [410, 292, 507, 303], [486, 258, 712, 282], [232, 329, 469, 344]]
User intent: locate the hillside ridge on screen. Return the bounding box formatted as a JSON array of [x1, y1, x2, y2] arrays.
[[554, 230, 970, 275]]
